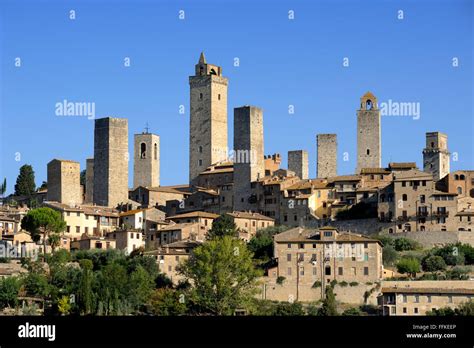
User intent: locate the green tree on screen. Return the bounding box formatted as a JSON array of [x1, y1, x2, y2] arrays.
[[382, 245, 399, 266], [0, 177, 6, 197], [0, 276, 21, 309], [342, 307, 363, 316], [207, 214, 238, 239], [147, 288, 188, 315], [57, 295, 71, 315], [393, 238, 420, 251], [396, 258, 420, 278], [179, 236, 262, 315], [21, 207, 66, 259], [318, 286, 338, 316], [422, 255, 447, 272], [433, 245, 465, 266], [248, 225, 289, 260], [128, 265, 154, 311], [14, 164, 36, 197], [77, 259, 94, 315]]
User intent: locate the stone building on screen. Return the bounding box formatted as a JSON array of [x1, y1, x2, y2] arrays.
[[166, 211, 219, 232], [226, 211, 275, 241], [356, 92, 381, 173], [270, 226, 383, 302], [46, 159, 82, 206], [146, 222, 203, 248], [264, 153, 281, 176], [84, 158, 94, 204], [129, 185, 191, 210], [381, 280, 474, 316], [423, 131, 450, 181], [107, 229, 144, 255], [70, 236, 116, 251], [316, 134, 337, 178], [189, 52, 228, 184], [233, 106, 265, 212], [288, 150, 309, 180], [133, 132, 160, 189], [93, 117, 129, 207], [439, 170, 474, 198]]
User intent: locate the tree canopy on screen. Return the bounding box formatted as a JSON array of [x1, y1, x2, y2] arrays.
[[14, 164, 36, 196]]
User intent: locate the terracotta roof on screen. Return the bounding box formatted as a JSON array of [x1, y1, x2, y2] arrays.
[[287, 179, 329, 190], [145, 185, 192, 195], [360, 168, 391, 175], [44, 201, 119, 217], [393, 169, 433, 181], [382, 287, 474, 295], [155, 222, 199, 232], [328, 175, 362, 182], [274, 227, 381, 244], [432, 191, 458, 196], [388, 162, 417, 170], [167, 211, 219, 220], [227, 211, 274, 221], [119, 209, 147, 217]]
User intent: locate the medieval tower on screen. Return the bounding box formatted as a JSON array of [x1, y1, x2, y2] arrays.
[[93, 117, 129, 207], [288, 150, 309, 180], [356, 92, 381, 173], [84, 158, 94, 204], [133, 132, 160, 188], [423, 131, 450, 180], [47, 159, 82, 206], [316, 134, 337, 178], [189, 52, 228, 184], [233, 106, 265, 212]]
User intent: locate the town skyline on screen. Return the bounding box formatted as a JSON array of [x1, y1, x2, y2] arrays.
[[1, 0, 472, 191]]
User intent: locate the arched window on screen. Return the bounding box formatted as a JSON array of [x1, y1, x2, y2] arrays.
[[454, 174, 459, 180], [470, 189, 474, 198], [460, 174, 466, 180], [199, 145, 203, 153], [140, 143, 146, 159], [431, 142, 435, 148], [210, 68, 217, 75], [457, 187, 463, 195], [366, 100, 373, 110], [402, 194, 408, 201], [388, 228, 394, 234], [154, 143, 158, 160], [366, 149, 370, 155]]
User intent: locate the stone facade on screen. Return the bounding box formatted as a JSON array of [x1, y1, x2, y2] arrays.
[[233, 106, 265, 211], [288, 150, 308, 180], [46, 159, 82, 206], [423, 132, 450, 181], [356, 92, 381, 173], [264, 153, 281, 176], [93, 117, 129, 208], [189, 53, 228, 184], [381, 280, 474, 316], [133, 132, 160, 188], [85, 158, 94, 204], [316, 134, 337, 178]]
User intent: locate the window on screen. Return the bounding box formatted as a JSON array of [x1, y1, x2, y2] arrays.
[[85, 227, 89, 234], [287, 254, 291, 262], [199, 93, 203, 100], [324, 231, 332, 237], [300, 267, 304, 276], [364, 253, 369, 261], [218, 94, 221, 100], [287, 243, 292, 249], [311, 254, 317, 261], [66, 226, 70, 233], [199, 145, 203, 153], [312, 267, 317, 275], [364, 242, 368, 249], [427, 295, 431, 303], [403, 307, 407, 314], [448, 295, 453, 303], [325, 266, 331, 276], [457, 187, 463, 194], [403, 295, 407, 303], [312, 244, 316, 248], [402, 194, 408, 201], [414, 308, 418, 314], [175, 256, 179, 262], [402, 181, 406, 187], [364, 267, 369, 276], [415, 295, 419, 303], [198, 159, 202, 166], [140, 143, 147, 159], [338, 267, 343, 276], [287, 267, 292, 276], [299, 243, 304, 249], [76, 226, 80, 233], [420, 195, 425, 203], [366, 149, 370, 155]]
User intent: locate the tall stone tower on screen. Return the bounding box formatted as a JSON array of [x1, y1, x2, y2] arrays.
[[423, 131, 450, 180], [288, 150, 308, 179], [47, 159, 82, 206], [93, 117, 129, 207], [133, 132, 160, 188], [316, 134, 337, 178], [84, 158, 94, 204], [233, 106, 264, 212], [189, 52, 228, 184], [356, 92, 381, 173]]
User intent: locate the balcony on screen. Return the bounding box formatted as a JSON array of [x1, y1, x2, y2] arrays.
[[433, 211, 449, 217], [397, 216, 409, 221], [416, 211, 429, 217]]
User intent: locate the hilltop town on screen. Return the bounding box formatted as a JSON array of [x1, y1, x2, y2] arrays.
[[1, 53, 473, 316]]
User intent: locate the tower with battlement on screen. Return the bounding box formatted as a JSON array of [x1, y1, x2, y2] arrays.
[[423, 131, 450, 180]]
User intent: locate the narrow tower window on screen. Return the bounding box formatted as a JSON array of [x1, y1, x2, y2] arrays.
[[199, 145, 203, 153], [199, 93, 203, 100], [366, 100, 373, 110], [366, 149, 370, 155], [140, 143, 147, 159], [154, 143, 158, 160]]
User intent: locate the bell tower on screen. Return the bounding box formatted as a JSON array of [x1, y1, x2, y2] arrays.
[[356, 92, 381, 173]]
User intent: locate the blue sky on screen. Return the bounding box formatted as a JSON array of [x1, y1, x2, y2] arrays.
[[1, 0, 473, 193]]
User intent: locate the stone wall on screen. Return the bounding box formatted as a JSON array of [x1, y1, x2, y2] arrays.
[[85, 158, 94, 203], [47, 159, 81, 206], [356, 98, 381, 173], [133, 133, 160, 188], [288, 150, 308, 180]]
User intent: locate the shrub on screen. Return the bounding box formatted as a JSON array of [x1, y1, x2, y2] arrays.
[[349, 282, 359, 287], [393, 238, 420, 251], [312, 281, 322, 288], [396, 257, 420, 278], [422, 255, 447, 272], [382, 245, 399, 267], [339, 281, 348, 287], [330, 279, 338, 288], [276, 276, 286, 285], [342, 307, 362, 316]]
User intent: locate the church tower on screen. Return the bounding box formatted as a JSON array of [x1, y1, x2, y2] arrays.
[[189, 52, 228, 184], [356, 92, 381, 173]]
